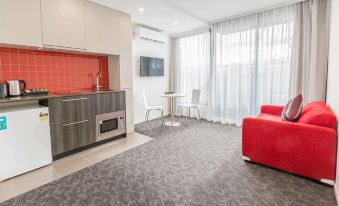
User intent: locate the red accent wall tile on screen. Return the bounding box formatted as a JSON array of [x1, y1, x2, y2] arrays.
[[0, 47, 109, 93]]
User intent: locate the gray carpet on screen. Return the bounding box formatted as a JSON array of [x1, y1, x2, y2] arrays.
[[1, 117, 337, 206]]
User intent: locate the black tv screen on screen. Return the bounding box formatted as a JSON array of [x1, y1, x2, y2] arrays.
[[140, 56, 164, 76]]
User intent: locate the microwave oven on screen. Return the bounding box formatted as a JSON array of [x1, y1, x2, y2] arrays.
[[96, 111, 126, 142]]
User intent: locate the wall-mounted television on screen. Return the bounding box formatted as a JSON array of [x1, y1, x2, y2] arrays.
[[140, 56, 164, 76]]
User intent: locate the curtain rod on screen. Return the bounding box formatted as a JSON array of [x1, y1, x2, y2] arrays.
[[171, 0, 307, 38], [210, 0, 307, 24], [171, 26, 210, 38]]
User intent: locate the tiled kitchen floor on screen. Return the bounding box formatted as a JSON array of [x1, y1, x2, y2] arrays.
[[0, 132, 153, 203]]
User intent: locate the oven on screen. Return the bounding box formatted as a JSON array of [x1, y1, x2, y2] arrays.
[[96, 111, 126, 142]]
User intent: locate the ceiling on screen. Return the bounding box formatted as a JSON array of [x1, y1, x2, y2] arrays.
[[91, 0, 295, 35]]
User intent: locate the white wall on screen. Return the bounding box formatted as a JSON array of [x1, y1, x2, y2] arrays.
[[132, 35, 171, 124], [326, 0, 339, 202]]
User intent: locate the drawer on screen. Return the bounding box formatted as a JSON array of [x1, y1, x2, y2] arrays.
[[50, 119, 95, 155], [94, 92, 125, 115], [49, 95, 90, 124]]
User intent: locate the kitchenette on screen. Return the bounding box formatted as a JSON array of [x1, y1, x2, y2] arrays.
[[0, 0, 134, 182]]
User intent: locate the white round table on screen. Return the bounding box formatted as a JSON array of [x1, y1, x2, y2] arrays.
[[161, 93, 186, 126]]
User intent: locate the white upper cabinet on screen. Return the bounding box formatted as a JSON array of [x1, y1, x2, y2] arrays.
[[0, 0, 42, 47], [85, 2, 119, 55], [0, 0, 127, 55], [41, 0, 86, 50], [118, 13, 133, 89]]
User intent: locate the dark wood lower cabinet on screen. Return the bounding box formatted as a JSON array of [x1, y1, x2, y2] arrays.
[[48, 91, 125, 157], [94, 92, 126, 115], [50, 119, 95, 155], [48, 95, 91, 125]]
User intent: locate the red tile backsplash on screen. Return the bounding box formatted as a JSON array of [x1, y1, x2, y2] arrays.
[[0, 47, 109, 93]]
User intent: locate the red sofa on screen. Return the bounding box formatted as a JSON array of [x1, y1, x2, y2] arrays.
[[242, 101, 337, 185]]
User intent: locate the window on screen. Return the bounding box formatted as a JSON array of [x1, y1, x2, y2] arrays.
[[177, 33, 210, 105], [174, 6, 297, 125]]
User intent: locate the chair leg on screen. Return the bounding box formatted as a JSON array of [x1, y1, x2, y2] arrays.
[[161, 109, 164, 127], [197, 108, 201, 122], [178, 107, 182, 121], [146, 110, 149, 122], [144, 111, 148, 126]]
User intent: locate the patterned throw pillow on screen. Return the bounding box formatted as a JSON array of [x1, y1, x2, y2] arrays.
[[282, 94, 303, 122]]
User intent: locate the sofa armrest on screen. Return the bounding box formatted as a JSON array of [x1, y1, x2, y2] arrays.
[[242, 117, 336, 180], [260, 105, 284, 116]]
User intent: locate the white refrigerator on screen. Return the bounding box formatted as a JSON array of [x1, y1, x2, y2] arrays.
[[0, 103, 52, 181]]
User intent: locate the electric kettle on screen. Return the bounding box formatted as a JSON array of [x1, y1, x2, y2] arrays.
[[6, 80, 26, 96]]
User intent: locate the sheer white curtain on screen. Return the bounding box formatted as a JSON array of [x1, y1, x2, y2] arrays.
[[290, 0, 331, 103], [209, 6, 296, 125], [171, 33, 210, 114]]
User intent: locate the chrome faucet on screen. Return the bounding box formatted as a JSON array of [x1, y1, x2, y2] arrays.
[[96, 72, 103, 91]]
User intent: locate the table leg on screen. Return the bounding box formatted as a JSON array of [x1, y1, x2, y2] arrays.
[[164, 97, 181, 127], [171, 97, 174, 125]]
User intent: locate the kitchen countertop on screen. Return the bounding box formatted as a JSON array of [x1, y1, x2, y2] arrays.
[[0, 90, 124, 104]]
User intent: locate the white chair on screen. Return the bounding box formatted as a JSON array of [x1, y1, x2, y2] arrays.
[[177, 89, 201, 121], [142, 91, 164, 126]]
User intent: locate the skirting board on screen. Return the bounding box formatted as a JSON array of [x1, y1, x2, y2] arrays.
[[134, 113, 170, 124], [334, 183, 339, 205]]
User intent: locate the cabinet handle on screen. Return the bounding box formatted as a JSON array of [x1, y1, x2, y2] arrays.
[[62, 120, 88, 127], [62, 97, 87, 102]]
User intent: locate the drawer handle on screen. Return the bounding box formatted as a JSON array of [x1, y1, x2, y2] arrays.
[[62, 98, 87, 102], [62, 120, 88, 127]]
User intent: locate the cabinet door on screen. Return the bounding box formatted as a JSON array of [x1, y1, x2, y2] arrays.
[[111, 92, 126, 112], [85, 2, 119, 55], [50, 120, 91, 155], [48, 96, 90, 125], [0, 0, 42, 47], [94, 93, 111, 115], [118, 13, 133, 89], [41, 0, 86, 50], [94, 92, 126, 115]]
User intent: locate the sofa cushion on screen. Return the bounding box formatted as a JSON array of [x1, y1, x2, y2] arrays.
[[281, 94, 303, 122], [297, 101, 336, 129]]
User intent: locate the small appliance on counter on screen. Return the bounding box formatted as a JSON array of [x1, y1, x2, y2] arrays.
[[0, 102, 52, 181], [0, 83, 7, 99], [6, 80, 26, 96], [24, 89, 49, 96]]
